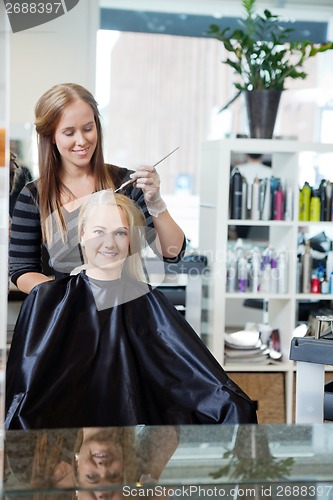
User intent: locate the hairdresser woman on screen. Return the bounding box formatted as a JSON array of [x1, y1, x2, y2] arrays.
[[9, 83, 185, 294]]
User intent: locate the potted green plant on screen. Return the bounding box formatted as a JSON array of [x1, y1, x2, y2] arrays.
[[208, 0, 333, 138]]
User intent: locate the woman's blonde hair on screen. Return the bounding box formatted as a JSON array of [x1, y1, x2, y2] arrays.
[[78, 190, 146, 281], [35, 83, 115, 243]]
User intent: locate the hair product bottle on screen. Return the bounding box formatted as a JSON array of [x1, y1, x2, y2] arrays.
[[238, 255, 248, 293], [326, 180, 332, 222], [284, 185, 293, 221], [241, 177, 248, 219], [226, 249, 237, 292], [319, 179, 327, 221], [273, 184, 284, 220], [251, 247, 261, 292], [309, 189, 320, 222], [321, 273, 329, 294], [299, 182, 311, 221], [230, 168, 243, 219], [270, 251, 278, 294], [329, 271, 333, 294], [251, 177, 260, 220], [326, 241, 333, 282], [260, 247, 271, 293], [277, 250, 288, 294], [302, 240, 312, 293], [311, 273, 320, 294], [261, 178, 271, 221]]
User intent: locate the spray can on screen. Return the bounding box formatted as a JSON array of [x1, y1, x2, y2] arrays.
[[273, 184, 284, 220], [299, 182, 311, 221], [310, 190, 320, 222], [251, 247, 261, 293], [278, 250, 288, 294], [302, 240, 312, 293], [311, 273, 320, 294], [326, 180, 332, 222], [230, 168, 243, 219], [251, 177, 260, 220], [330, 272, 333, 294], [284, 185, 293, 221], [238, 256, 248, 293], [270, 251, 278, 294], [241, 177, 248, 219], [261, 247, 271, 293], [261, 178, 271, 221], [321, 274, 329, 294], [226, 249, 237, 292], [296, 257, 302, 294], [319, 179, 327, 221]]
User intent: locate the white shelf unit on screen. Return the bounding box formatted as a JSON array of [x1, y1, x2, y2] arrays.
[[199, 138, 333, 423]]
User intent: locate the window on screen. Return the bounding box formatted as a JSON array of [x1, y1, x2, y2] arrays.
[[97, 8, 333, 248]]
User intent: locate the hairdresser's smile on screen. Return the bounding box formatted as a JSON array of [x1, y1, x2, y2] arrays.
[[73, 147, 91, 157]]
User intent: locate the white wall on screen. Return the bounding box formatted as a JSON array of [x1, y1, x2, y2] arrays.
[[10, 0, 99, 128]]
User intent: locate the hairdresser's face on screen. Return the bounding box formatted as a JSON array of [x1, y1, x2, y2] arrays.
[[53, 99, 97, 171], [76, 429, 124, 499], [82, 204, 130, 279]]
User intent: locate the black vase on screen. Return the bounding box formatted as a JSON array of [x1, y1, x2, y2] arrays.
[[244, 89, 282, 139]]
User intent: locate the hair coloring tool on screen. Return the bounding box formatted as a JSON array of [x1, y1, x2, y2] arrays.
[[114, 147, 179, 193]]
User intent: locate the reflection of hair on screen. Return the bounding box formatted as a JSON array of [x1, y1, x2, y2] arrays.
[[5, 430, 76, 500], [78, 190, 146, 281], [35, 83, 115, 244], [73, 428, 138, 486]]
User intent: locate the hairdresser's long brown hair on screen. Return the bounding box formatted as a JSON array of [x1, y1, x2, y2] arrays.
[[35, 83, 115, 243]]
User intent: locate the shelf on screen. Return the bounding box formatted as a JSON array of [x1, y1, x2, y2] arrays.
[[225, 362, 293, 372], [228, 219, 294, 227], [226, 293, 292, 299], [199, 138, 333, 423], [295, 294, 333, 300]]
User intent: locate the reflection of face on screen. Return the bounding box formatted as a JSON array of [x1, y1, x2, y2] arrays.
[[53, 99, 97, 171], [82, 204, 130, 280], [76, 429, 124, 499]]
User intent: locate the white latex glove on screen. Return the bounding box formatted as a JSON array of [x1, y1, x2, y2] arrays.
[[131, 165, 167, 217]]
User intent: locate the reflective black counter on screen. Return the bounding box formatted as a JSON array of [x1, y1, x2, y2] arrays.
[[3, 424, 333, 499]]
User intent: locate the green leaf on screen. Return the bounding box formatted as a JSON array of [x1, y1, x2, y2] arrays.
[[218, 90, 242, 112]]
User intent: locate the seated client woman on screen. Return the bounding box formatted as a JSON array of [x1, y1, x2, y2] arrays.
[[5, 190, 257, 429]]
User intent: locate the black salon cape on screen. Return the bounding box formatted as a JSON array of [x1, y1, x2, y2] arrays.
[[5, 272, 257, 429]]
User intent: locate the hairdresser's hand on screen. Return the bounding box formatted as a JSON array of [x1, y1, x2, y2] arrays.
[[131, 166, 167, 218], [130, 165, 161, 203]]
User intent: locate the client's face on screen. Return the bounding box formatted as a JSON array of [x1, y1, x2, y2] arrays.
[[76, 429, 125, 499], [82, 204, 130, 279]]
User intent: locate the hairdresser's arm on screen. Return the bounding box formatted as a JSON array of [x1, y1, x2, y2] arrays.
[[148, 209, 185, 259], [16, 273, 51, 294], [131, 165, 185, 260], [9, 184, 52, 294]]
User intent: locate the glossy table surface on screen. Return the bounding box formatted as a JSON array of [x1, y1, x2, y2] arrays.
[[3, 424, 333, 498]]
